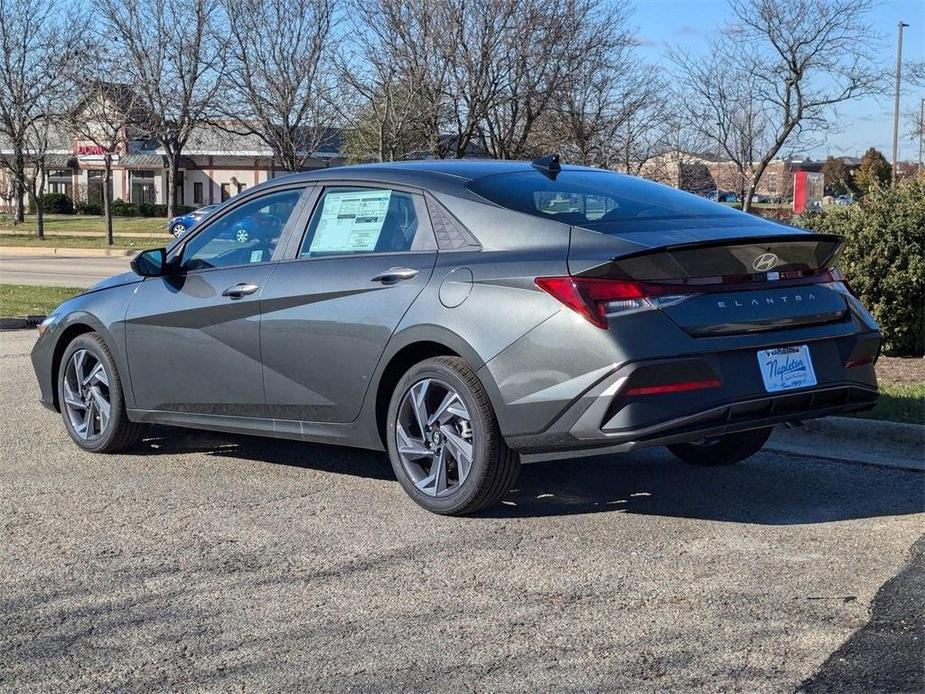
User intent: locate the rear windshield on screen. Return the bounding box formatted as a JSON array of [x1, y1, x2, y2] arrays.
[[467, 170, 741, 230]]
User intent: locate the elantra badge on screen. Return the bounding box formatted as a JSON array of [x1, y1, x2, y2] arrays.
[[753, 252, 780, 272]]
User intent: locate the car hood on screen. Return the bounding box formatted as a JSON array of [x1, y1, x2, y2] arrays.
[[84, 271, 144, 294]]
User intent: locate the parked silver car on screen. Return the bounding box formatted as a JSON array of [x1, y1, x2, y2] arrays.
[[32, 158, 881, 514]]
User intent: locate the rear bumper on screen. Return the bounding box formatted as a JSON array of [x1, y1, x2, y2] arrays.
[[510, 381, 877, 456], [504, 328, 881, 454]]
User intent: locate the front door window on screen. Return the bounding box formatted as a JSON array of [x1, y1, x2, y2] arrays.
[[181, 188, 303, 271]]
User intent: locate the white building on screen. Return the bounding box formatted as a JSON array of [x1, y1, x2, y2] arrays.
[[0, 93, 344, 214]]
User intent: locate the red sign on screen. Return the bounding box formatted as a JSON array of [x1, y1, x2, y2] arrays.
[[74, 143, 110, 156], [793, 171, 824, 214]]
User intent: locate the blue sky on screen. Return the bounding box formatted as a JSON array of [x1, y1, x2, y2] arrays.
[[631, 0, 925, 160]]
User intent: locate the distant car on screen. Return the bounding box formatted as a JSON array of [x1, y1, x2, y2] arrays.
[[169, 205, 219, 237], [834, 194, 854, 206]]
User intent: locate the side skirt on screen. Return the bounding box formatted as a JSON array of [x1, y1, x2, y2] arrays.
[[126, 409, 385, 452]]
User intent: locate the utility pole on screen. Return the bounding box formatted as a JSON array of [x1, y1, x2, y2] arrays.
[[891, 21, 909, 185], [919, 97, 924, 175]]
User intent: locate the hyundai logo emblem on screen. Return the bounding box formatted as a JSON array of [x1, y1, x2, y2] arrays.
[[753, 252, 780, 272]]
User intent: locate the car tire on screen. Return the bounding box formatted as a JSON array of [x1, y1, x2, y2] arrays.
[[58, 332, 144, 453], [171, 223, 186, 237], [667, 426, 773, 466], [386, 356, 520, 515]]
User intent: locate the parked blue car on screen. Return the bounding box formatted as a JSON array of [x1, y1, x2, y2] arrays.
[[168, 205, 219, 237]]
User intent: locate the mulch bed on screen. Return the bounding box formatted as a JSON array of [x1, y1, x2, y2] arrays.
[[876, 357, 924, 386]]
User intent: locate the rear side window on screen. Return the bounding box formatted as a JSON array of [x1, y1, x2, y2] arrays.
[[299, 187, 432, 258], [467, 170, 741, 230]]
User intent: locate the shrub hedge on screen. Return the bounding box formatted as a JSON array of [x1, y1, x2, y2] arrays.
[[24, 195, 192, 218], [799, 177, 924, 356], [29, 192, 74, 214]]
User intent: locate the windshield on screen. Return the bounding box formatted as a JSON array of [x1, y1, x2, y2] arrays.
[[467, 170, 741, 231]]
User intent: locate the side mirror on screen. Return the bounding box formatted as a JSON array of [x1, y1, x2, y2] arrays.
[[131, 247, 167, 277]]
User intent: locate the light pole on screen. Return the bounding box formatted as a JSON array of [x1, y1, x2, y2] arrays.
[[891, 21, 909, 185], [919, 97, 924, 176]]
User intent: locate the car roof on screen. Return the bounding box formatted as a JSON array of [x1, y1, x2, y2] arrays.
[[263, 159, 601, 196]]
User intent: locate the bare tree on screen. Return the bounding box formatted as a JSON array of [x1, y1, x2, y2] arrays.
[[638, 108, 714, 190], [673, 45, 777, 200], [61, 77, 142, 245], [220, 0, 338, 172], [21, 113, 53, 239], [606, 71, 675, 175], [482, 0, 610, 159], [538, 2, 642, 167], [0, 0, 80, 230], [97, 0, 225, 218], [438, 0, 518, 159], [337, 0, 443, 161], [673, 0, 882, 210]]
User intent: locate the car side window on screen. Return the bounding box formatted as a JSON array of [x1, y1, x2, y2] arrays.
[[182, 188, 303, 271], [298, 187, 429, 258]]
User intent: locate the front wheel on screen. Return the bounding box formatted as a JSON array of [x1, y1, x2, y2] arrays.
[[667, 427, 773, 466], [386, 356, 520, 515], [58, 333, 144, 453]]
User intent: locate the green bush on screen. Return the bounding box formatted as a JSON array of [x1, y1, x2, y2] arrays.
[[75, 201, 103, 215], [137, 202, 163, 217], [799, 178, 924, 356], [111, 198, 137, 217], [29, 192, 74, 214], [107, 201, 192, 217]]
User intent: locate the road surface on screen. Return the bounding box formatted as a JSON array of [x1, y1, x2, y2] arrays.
[[0, 253, 130, 287], [0, 330, 922, 692]]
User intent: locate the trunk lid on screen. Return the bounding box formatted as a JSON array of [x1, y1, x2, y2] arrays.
[[568, 226, 849, 337]]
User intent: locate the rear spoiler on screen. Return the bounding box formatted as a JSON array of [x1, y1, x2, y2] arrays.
[[574, 233, 844, 284]]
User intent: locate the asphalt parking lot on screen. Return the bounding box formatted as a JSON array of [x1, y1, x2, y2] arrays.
[[1, 329, 923, 692]]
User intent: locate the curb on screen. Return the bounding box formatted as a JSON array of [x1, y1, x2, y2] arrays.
[[769, 416, 924, 472], [796, 416, 923, 447], [0, 315, 45, 330], [0, 246, 138, 257]]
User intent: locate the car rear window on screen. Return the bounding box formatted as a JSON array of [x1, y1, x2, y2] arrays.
[[467, 170, 741, 230]]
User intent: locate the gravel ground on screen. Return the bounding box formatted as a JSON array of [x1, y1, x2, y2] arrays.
[[1, 329, 923, 692]]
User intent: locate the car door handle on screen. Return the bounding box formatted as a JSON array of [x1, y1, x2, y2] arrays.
[[371, 268, 419, 284], [222, 283, 260, 299]]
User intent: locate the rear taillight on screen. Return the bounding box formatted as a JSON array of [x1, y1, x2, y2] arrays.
[[536, 268, 844, 329], [535, 277, 696, 328]]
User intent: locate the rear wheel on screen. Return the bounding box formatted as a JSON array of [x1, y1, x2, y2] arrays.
[[386, 356, 520, 515], [58, 333, 144, 453], [667, 427, 772, 466]]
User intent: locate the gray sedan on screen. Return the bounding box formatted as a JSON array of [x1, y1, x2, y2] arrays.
[[31, 158, 881, 514]]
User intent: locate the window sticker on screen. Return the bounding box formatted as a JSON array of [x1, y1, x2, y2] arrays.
[[249, 249, 264, 263], [308, 190, 392, 254]]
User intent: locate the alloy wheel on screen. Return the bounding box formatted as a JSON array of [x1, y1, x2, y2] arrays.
[[62, 349, 111, 440], [172, 223, 186, 237], [395, 378, 475, 497]]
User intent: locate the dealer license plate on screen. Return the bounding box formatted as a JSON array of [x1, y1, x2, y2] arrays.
[[757, 345, 817, 393]]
